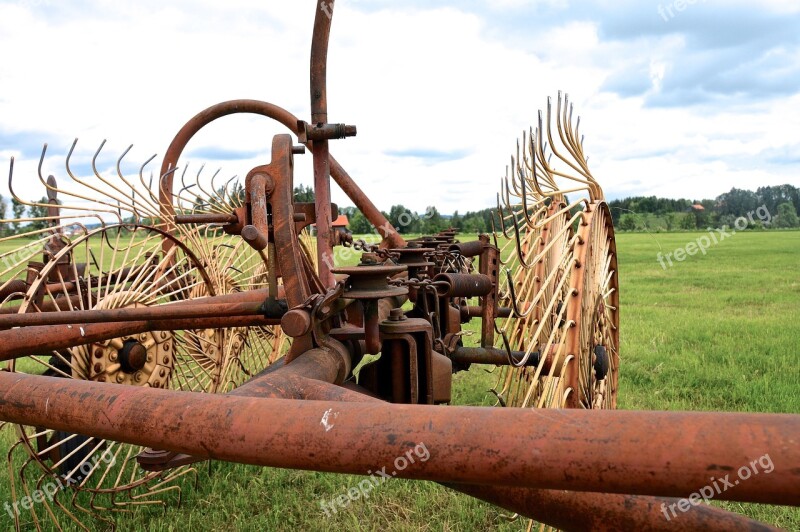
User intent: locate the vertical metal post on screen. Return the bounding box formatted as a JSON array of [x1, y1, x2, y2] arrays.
[[311, 0, 335, 287]]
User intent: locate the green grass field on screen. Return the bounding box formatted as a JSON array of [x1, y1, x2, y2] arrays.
[[0, 230, 798, 530]]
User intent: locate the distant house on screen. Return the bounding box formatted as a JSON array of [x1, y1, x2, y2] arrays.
[[689, 204, 705, 212], [311, 215, 349, 235], [331, 215, 349, 229]]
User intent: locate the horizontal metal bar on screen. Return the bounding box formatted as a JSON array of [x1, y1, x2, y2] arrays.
[[0, 289, 278, 328], [174, 213, 239, 225], [0, 315, 280, 362], [446, 484, 780, 532], [451, 346, 539, 366], [0, 371, 796, 506]]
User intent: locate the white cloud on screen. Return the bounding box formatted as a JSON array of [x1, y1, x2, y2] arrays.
[[0, 0, 797, 219]]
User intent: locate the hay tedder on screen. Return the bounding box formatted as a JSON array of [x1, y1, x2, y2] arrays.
[[0, 2, 797, 530]]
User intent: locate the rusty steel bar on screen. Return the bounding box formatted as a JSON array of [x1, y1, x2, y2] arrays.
[[159, 99, 404, 250], [0, 299, 269, 328], [450, 346, 538, 367], [310, 0, 335, 288], [174, 213, 239, 225], [0, 372, 797, 506], [445, 484, 780, 532], [0, 315, 280, 362]]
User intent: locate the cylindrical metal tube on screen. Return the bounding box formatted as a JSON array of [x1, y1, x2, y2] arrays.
[[0, 372, 797, 507], [433, 273, 494, 297], [448, 240, 485, 258], [446, 484, 780, 532]]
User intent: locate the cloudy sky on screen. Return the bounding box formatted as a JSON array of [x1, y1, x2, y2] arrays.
[[0, 0, 798, 215]]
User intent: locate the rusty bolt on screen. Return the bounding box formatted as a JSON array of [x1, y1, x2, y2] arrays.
[[360, 253, 379, 266], [281, 309, 312, 338], [389, 308, 406, 322]]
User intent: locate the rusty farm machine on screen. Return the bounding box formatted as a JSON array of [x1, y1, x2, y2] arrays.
[[0, 2, 797, 530]]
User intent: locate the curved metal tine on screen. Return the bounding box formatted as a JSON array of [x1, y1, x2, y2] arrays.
[[202, 168, 233, 212], [547, 95, 592, 181], [62, 139, 133, 220], [56, 139, 125, 224], [517, 161, 536, 228], [92, 140, 151, 222], [175, 163, 201, 210], [495, 192, 514, 239], [509, 209, 537, 270], [510, 143, 523, 196], [219, 175, 240, 208], [194, 164, 226, 212], [116, 144, 160, 221], [501, 173, 514, 211], [492, 314, 530, 368], [488, 216, 511, 267], [556, 93, 590, 176], [546, 96, 598, 199], [7, 148, 98, 232], [138, 153, 160, 205], [563, 98, 601, 199]]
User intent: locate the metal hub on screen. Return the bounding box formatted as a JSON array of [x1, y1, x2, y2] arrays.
[[78, 292, 175, 388]]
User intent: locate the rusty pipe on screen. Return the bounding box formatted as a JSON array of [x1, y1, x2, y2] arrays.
[[310, 0, 335, 287], [0, 315, 280, 362], [0, 372, 797, 506], [159, 99, 404, 250], [0, 299, 271, 329], [446, 484, 780, 532]]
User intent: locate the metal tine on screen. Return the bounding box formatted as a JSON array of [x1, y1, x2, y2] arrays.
[[89, 140, 148, 223], [137, 153, 160, 206], [6, 155, 105, 232], [548, 94, 592, 181], [52, 140, 124, 224], [115, 144, 161, 220], [202, 168, 234, 213], [537, 107, 592, 200], [63, 139, 137, 221], [501, 268, 535, 318], [219, 175, 241, 208], [556, 93, 590, 177]]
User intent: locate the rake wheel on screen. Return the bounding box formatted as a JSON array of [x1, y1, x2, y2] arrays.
[[491, 92, 619, 411], [6, 225, 219, 524]]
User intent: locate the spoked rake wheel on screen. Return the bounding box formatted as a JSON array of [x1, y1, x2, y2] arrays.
[[491, 92, 619, 411], [5, 225, 225, 528]]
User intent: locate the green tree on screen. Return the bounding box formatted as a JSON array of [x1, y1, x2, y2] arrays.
[[679, 213, 697, 230], [293, 185, 314, 203], [664, 212, 677, 231], [619, 213, 639, 231], [11, 198, 26, 235], [423, 206, 444, 234], [28, 198, 51, 232], [776, 202, 799, 228], [349, 210, 372, 234], [462, 215, 486, 234], [0, 195, 6, 236]]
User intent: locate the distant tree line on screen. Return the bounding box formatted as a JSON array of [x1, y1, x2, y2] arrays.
[[610, 184, 800, 231]]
